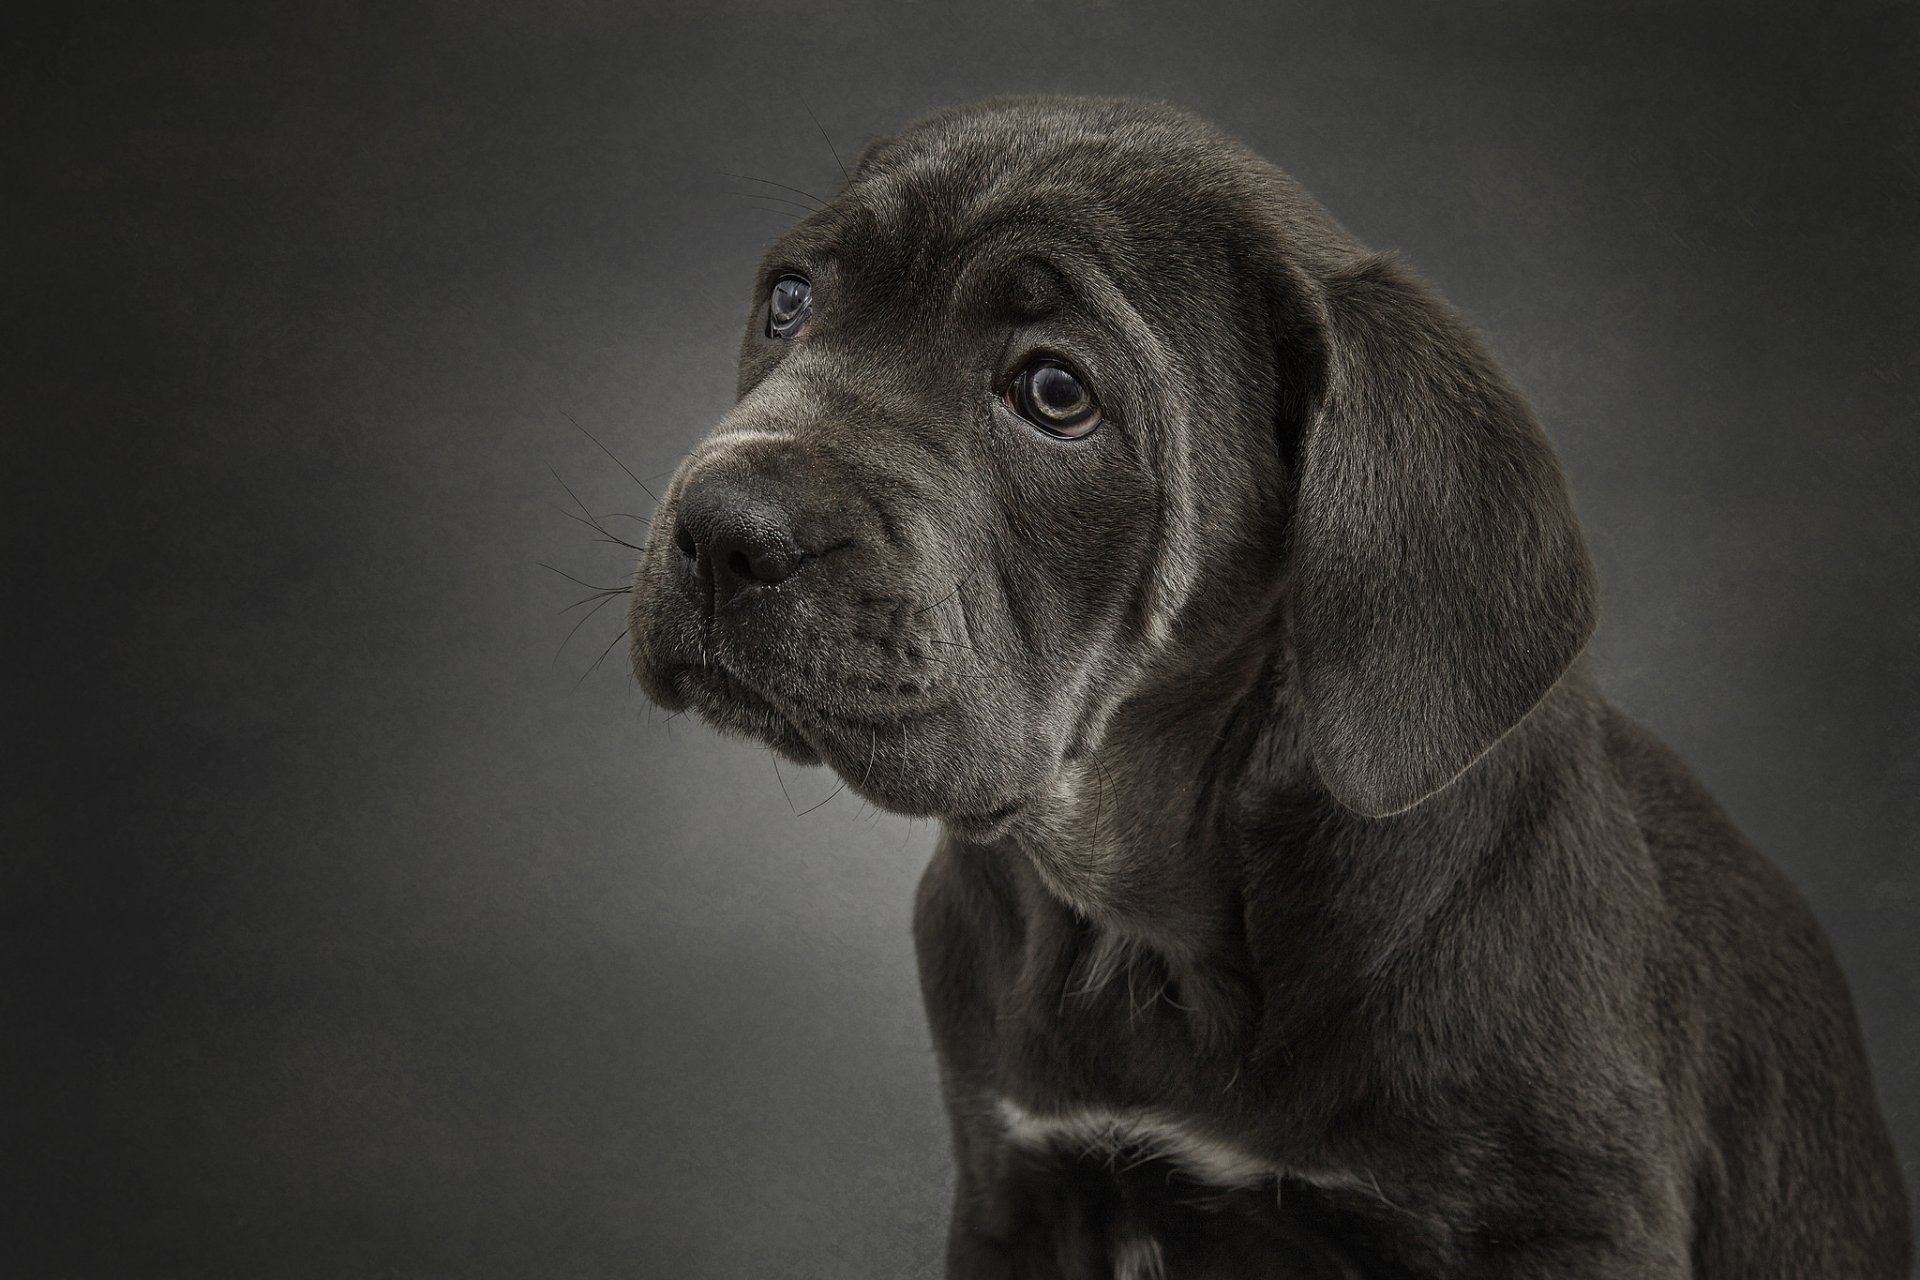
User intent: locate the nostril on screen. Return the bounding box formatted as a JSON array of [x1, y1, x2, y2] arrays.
[[670, 478, 806, 602]]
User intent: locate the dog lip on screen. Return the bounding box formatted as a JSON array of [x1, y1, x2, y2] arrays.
[[673, 662, 816, 754], [676, 654, 883, 747], [695, 643, 944, 733], [721, 664, 1019, 827]]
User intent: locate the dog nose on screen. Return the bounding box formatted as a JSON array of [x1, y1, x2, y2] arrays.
[[671, 479, 806, 608]]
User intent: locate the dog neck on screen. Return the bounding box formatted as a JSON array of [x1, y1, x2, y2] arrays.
[[985, 620, 1290, 985], [956, 607, 1607, 1055]]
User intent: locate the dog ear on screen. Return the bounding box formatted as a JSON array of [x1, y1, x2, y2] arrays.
[[1289, 254, 1598, 817]]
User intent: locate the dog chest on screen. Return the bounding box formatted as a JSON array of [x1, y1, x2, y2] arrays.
[[994, 1095, 1274, 1189]]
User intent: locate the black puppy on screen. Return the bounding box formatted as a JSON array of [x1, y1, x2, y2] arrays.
[[626, 97, 1910, 1277]]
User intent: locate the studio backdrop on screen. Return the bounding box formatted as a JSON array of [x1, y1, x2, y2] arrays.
[[5, 1, 1915, 1275]]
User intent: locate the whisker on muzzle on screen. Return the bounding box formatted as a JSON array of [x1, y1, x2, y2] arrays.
[[562, 411, 662, 505], [547, 463, 650, 552], [553, 592, 626, 667], [559, 586, 632, 615], [547, 501, 646, 553], [794, 775, 847, 818], [922, 636, 1021, 674], [769, 751, 798, 815], [537, 562, 632, 594], [917, 653, 1021, 685], [913, 567, 982, 618], [574, 622, 632, 692]]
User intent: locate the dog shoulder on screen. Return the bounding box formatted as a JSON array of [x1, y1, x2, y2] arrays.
[[1598, 702, 1834, 965], [1597, 702, 1912, 1274]]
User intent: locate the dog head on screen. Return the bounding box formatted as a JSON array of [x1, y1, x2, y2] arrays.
[[627, 96, 1595, 826]]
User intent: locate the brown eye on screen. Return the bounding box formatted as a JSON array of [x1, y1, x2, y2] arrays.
[[1008, 357, 1100, 438]]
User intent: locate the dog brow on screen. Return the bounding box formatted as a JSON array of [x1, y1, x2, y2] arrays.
[[999, 255, 1069, 320]]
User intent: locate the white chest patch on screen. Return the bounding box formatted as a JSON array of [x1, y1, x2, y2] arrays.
[[994, 1096, 1273, 1189]]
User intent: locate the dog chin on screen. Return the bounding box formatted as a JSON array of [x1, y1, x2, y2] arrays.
[[667, 664, 823, 765], [644, 650, 1038, 832]]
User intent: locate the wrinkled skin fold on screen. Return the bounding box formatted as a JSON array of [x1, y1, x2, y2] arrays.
[[627, 97, 1910, 1278]]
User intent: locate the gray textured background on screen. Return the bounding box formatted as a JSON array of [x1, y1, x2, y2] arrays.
[[5, 2, 1916, 1275]]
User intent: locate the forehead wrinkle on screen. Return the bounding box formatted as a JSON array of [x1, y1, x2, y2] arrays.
[[938, 185, 1140, 326], [870, 133, 1029, 228], [1059, 262, 1204, 649], [818, 186, 1112, 332], [823, 129, 1192, 344], [858, 125, 1134, 243], [948, 234, 1106, 323]]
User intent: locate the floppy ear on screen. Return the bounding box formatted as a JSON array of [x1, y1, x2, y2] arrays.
[[1290, 254, 1598, 817]]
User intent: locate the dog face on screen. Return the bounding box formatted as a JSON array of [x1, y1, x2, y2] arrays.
[[628, 97, 1597, 825]]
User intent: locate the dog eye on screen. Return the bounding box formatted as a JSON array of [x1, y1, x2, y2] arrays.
[[1008, 358, 1100, 438], [767, 274, 813, 339]]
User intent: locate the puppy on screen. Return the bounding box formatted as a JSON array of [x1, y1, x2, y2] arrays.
[[626, 97, 1910, 1277]]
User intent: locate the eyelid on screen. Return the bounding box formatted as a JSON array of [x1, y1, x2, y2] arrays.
[[1004, 346, 1093, 390]]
